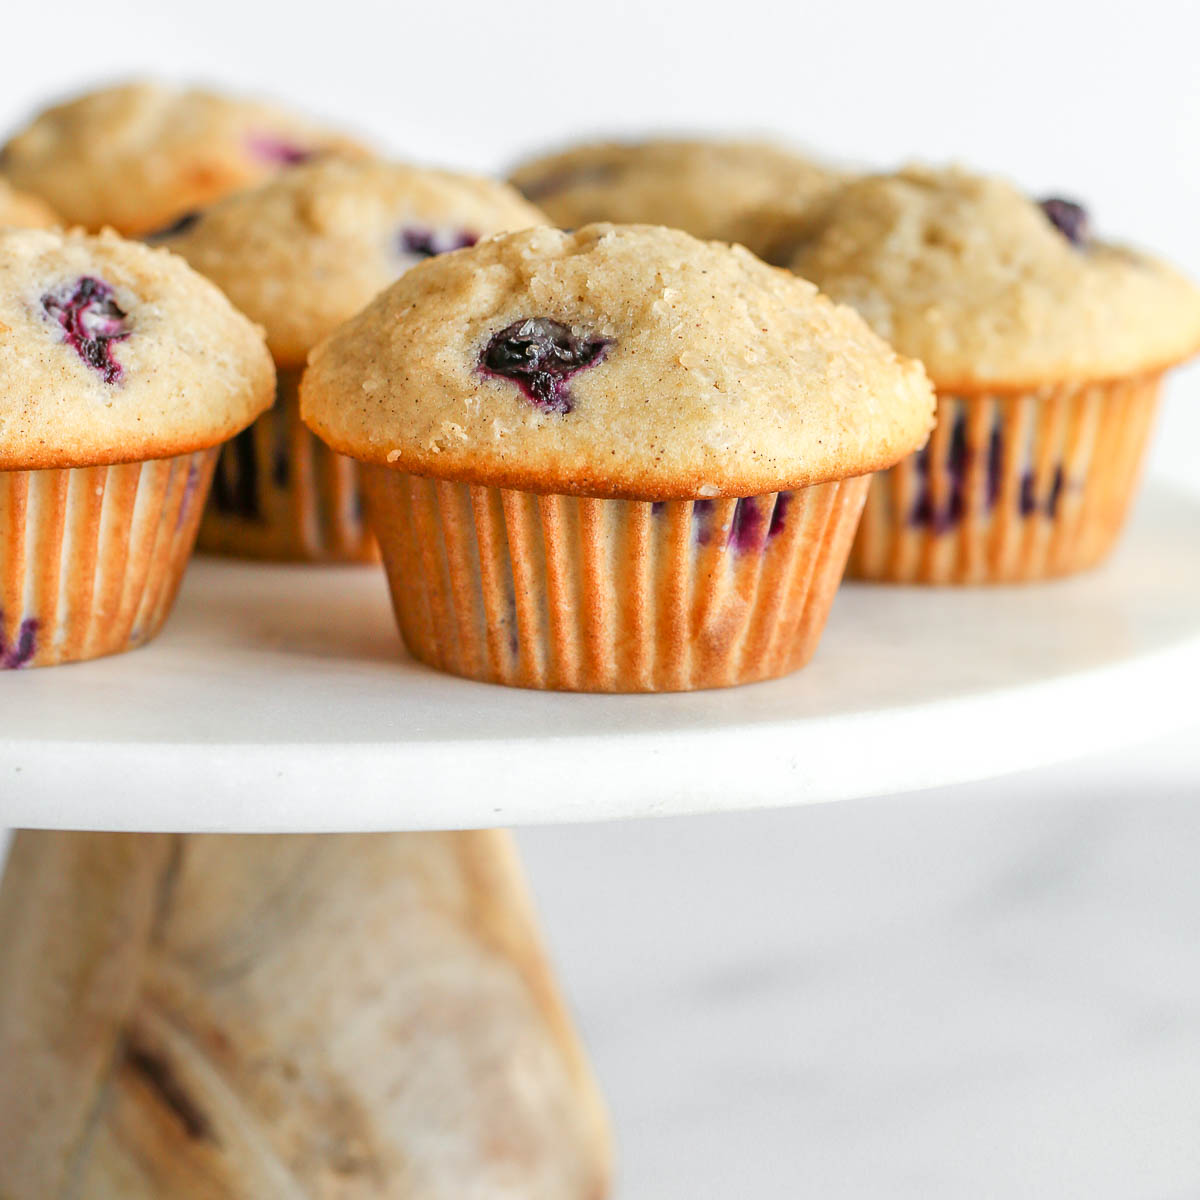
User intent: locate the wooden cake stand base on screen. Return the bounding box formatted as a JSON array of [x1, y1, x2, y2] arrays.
[[0, 830, 610, 1199]]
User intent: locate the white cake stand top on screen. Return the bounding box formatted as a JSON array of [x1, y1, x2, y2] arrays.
[[2, 486, 1196, 833]]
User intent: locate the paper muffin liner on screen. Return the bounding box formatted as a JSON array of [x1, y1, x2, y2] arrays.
[[362, 468, 870, 692], [198, 367, 377, 563], [850, 372, 1162, 584], [0, 447, 217, 669]]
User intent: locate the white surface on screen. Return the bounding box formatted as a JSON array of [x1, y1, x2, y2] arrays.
[[1, 484, 1196, 832], [520, 750, 1200, 1200]]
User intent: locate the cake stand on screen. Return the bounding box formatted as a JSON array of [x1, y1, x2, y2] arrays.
[[1, 483, 1197, 1199]]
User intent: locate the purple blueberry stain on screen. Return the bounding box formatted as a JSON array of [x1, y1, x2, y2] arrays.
[[246, 133, 315, 166], [1020, 465, 1066, 520], [479, 319, 611, 415], [767, 492, 791, 541], [175, 460, 202, 531], [692, 498, 716, 545], [399, 227, 479, 259], [1048, 465, 1065, 518], [911, 413, 969, 533], [986, 422, 1004, 509], [910, 412, 1072, 530], [728, 497, 767, 553], [506, 596, 520, 659], [1039, 197, 1090, 249], [1019, 472, 1037, 518], [0, 614, 38, 669], [41, 276, 131, 385], [650, 493, 790, 552]]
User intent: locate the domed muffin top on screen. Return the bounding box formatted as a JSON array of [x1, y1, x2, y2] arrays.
[[0, 228, 275, 470], [161, 159, 547, 367], [509, 138, 844, 246], [0, 178, 57, 229], [786, 166, 1200, 389], [0, 81, 369, 237], [301, 224, 934, 499]]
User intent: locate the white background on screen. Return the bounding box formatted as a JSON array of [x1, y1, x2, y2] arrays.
[[3, 0, 1198, 484], [3, 3, 1200, 1197]]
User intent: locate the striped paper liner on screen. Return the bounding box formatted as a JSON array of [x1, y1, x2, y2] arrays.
[[0, 448, 216, 669], [363, 469, 870, 692], [851, 373, 1161, 584], [199, 367, 377, 563]]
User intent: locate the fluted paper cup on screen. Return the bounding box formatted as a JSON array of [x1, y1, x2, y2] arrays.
[[199, 367, 377, 563], [362, 468, 870, 692], [0, 448, 217, 669], [850, 372, 1161, 584]]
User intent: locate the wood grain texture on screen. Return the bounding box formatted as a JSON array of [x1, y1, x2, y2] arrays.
[[0, 831, 610, 1200]]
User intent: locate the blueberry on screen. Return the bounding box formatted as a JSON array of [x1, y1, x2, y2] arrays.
[[0, 615, 38, 669], [1019, 471, 1038, 517], [1039, 197, 1090, 248], [399, 227, 479, 259], [986, 422, 1004, 508], [1047, 465, 1065, 519], [910, 412, 968, 532], [729, 497, 766, 552], [1020, 465, 1067, 519], [246, 134, 315, 166], [767, 492, 791, 541], [144, 210, 202, 241], [656, 494, 788, 552], [479, 318, 611, 414], [41, 276, 131, 384]]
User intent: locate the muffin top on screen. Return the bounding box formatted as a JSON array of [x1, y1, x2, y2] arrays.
[[509, 138, 843, 246], [0, 82, 369, 237], [0, 178, 57, 228], [161, 159, 547, 368], [0, 228, 275, 470], [786, 166, 1200, 390], [301, 224, 934, 500]]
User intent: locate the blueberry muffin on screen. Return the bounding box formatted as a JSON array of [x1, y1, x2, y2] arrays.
[[301, 224, 933, 692], [162, 159, 547, 561], [785, 167, 1200, 582], [509, 138, 843, 253], [0, 228, 273, 668], [0, 81, 368, 237], [0, 178, 57, 228]]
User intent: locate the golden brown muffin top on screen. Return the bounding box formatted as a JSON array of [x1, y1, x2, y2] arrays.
[[301, 224, 934, 500], [0, 228, 274, 469]]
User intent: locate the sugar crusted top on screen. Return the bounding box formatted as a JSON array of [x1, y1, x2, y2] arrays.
[[0, 81, 369, 237], [0, 228, 275, 470], [509, 138, 844, 249], [786, 166, 1200, 389], [301, 224, 934, 499], [162, 159, 547, 367]]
